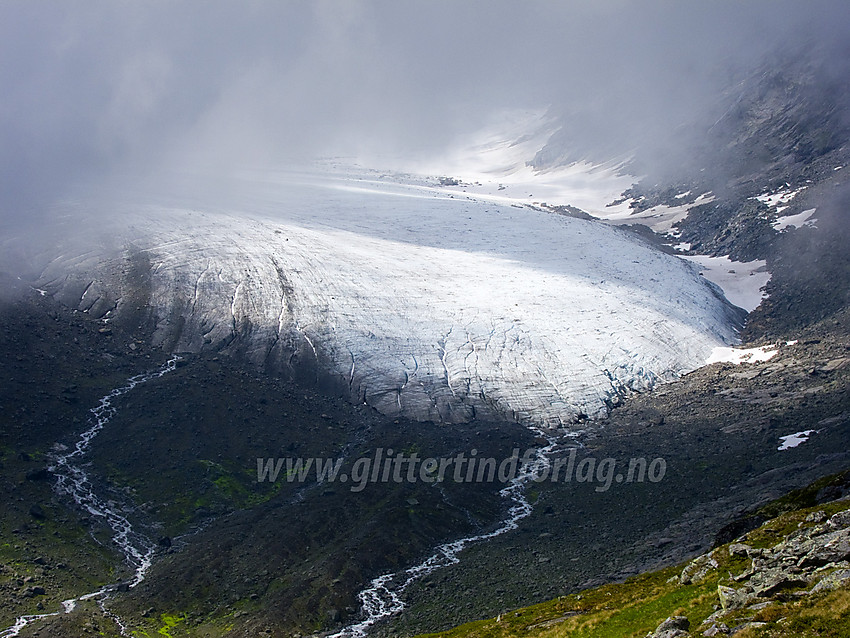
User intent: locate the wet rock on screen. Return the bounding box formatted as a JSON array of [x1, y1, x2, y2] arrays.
[[714, 516, 766, 546], [25, 467, 51, 481], [817, 485, 848, 503]]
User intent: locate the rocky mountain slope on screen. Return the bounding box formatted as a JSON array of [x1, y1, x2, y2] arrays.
[[556, 45, 850, 341], [407, 470, 850, 638]]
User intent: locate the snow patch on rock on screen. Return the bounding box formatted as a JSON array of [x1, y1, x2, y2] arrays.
[[778, 430, 816, 450], [773, 208, 818, 231], [706, 345, 778, 365], [679, 255, 770, 313], [754, 186, 807, 209]]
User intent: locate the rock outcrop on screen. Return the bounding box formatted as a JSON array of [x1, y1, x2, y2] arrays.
[[678, 506, 850, 636]]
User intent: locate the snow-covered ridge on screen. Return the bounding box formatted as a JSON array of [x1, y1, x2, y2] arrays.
[[24, 165, 743, 428]]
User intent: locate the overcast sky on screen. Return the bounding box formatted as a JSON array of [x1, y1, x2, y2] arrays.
[[1, 0, 849, 218]]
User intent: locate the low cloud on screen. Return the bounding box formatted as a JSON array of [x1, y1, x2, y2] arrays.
[[1, 0, 849, 223]]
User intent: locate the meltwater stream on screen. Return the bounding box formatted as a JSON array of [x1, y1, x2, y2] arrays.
[[0, 357, 179, 638], [329, 428, 562, 638], [4, 352, 567, 638]]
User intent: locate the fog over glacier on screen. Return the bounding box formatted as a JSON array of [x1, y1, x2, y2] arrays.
[[12, 165, 744, 426], [2, 0, 849, 217], [2, 1, 849, 426]]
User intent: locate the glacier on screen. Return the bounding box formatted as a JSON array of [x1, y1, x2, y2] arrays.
[[15, 164, 743, 428]]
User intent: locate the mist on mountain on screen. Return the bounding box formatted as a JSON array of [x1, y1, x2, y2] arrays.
[[2, 0, 849, 228]]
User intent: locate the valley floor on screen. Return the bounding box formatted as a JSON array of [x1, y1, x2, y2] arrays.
[[1, 285, 849, 637]]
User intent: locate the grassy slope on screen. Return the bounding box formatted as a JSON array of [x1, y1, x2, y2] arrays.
[[416, 471, 850, 638]]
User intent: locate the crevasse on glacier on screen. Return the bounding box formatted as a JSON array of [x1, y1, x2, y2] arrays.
[[28, 167, 742, 428]]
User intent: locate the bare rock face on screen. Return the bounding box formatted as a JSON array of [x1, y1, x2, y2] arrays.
[[648, 615, 690, 638], [8, 167, 743, 427], [679, 553, 719, 585], [692, 505, 850, 635]]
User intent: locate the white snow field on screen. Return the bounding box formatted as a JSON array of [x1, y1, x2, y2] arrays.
[[778, 430, 817, 451], [705, 344, 779, 365], [679, 255, 771, 312], [388, 109, 636, 216], [30, 164, 743, 428], [398, 110, 769, 310]]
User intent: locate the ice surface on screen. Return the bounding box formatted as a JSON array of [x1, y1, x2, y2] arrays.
[[370, 111, 770, 317], [385, 109, 637, 217], [33, 165, 742, 428]]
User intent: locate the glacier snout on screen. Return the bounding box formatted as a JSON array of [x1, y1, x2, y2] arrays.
[[19, 170, 743, 428]]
